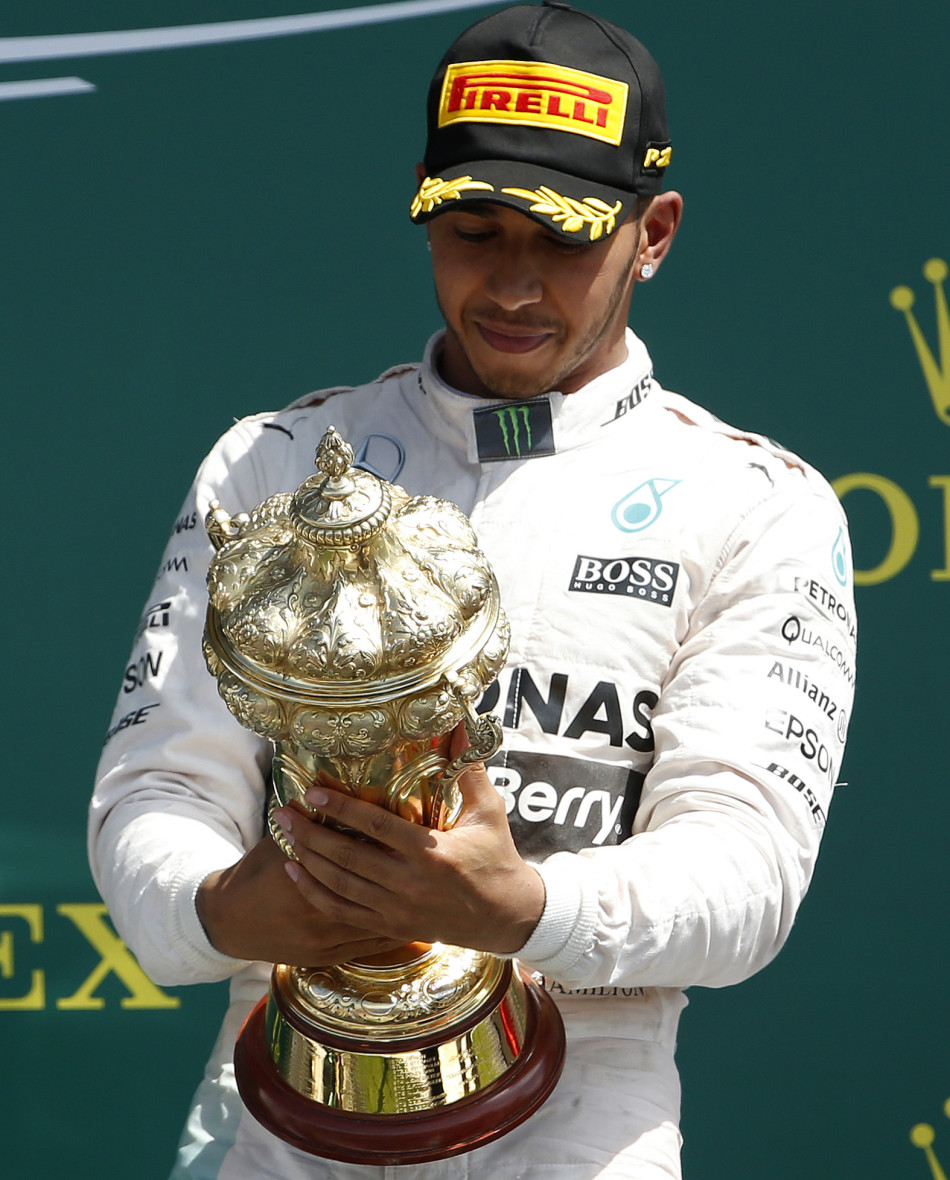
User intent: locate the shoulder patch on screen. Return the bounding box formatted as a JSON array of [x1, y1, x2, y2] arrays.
[[280, 361, 420, 413], [280, 384, 355, 413], [660, 391, 806, 475], [374, 361, 418, 383]]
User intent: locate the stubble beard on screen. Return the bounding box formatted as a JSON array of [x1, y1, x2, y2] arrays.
[[439, 233, 640, 399]]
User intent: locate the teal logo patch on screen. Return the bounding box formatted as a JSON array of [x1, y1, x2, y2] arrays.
[[612, 478, 680, 533], [831, 527, 849, 587]]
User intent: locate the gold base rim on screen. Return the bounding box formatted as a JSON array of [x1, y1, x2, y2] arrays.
[[234, 970, 566, 1165]]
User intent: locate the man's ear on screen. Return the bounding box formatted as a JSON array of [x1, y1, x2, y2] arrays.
[[637, 191, 683, 275], [414, 161, 426, 185]]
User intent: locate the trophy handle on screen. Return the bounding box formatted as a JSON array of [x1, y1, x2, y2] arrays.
[[432, 698, 503, 829], [267, 794, 299, 860]]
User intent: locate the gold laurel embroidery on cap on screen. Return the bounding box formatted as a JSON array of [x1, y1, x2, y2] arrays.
[[500, 186, 623, 241], [410, 175, 495, 218]]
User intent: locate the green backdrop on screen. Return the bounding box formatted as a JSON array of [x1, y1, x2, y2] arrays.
[[2, 2, 948, 1176]]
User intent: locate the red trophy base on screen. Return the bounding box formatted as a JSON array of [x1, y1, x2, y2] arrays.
[[234, 964, 566, 1166]]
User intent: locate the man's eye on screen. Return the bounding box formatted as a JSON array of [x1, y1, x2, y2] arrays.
[[455, 228, 494, 243], [548, 236, 588, 255]]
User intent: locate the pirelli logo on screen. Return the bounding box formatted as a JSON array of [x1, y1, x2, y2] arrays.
[[439, 60, 628, 146]]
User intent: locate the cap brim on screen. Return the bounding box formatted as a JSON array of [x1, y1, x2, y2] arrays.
[[410, 160, 639, 243]]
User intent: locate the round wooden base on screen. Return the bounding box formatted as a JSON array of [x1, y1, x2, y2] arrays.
[[234, 972, 566, 1165]]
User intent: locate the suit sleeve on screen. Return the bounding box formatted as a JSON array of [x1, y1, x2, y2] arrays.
[[88, 419, 277, 986], [514, 474, 856, 990]]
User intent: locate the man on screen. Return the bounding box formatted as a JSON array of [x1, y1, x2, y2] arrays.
[[90, 3, 857, 1178]]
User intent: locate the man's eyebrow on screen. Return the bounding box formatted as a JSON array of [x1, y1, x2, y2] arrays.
[[453, 202, 500, 219]]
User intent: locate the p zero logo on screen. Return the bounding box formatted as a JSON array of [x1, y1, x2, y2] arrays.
[[570, 555, 679, 606], [439, 60, 628, 146], [474, 398, 555, 462]]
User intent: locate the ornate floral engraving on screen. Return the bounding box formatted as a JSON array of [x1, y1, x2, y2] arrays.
[[203, 425, 508, 833], [291, 946, 502, 1031]]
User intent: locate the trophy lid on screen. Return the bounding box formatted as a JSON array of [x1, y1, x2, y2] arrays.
[[202, 427, 509, 742], [289, 427, 393, 551]]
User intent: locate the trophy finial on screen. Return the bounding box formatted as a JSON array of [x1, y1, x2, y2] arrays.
[[291, 426, 388, 544], [312, 426, 357, 512], [315, 426, 355, 484]]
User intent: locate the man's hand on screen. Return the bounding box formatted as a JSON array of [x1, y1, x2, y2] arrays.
[[196, 834, 405, 967], [274, 726, 546, 955]]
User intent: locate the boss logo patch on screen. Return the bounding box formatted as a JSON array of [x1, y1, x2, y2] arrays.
[[569, 554, 679, 606]]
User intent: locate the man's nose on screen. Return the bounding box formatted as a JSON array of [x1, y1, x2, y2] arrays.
[[483, 250, 543, 311]]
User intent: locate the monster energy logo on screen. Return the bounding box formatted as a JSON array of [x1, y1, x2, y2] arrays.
[[474, 398, 555, 462], [494, 405, 532, 456]]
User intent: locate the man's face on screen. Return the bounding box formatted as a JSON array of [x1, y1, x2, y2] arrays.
[[427, 203, 642, 399]]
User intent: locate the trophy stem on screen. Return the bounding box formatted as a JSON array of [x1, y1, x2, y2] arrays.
[[351, 941, 433, 969]]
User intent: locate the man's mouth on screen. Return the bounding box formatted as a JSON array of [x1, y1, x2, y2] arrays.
[[475, 322, 555, 354]]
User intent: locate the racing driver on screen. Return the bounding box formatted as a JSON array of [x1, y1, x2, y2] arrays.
[[89, 3, 857, 1178]]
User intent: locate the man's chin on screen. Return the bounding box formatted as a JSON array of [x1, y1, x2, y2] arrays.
[[471, 356, 561, 400], [480, 377, 548, 399]]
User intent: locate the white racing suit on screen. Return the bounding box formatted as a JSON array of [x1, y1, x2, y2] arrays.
[[90, 329, 857, 1179]]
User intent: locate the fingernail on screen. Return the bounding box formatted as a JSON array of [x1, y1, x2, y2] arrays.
[[274, 810, 295, 844], [285, 861, 300, 882], [305, 789, 329, 807]]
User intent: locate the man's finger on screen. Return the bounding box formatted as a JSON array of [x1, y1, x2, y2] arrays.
[[449, 719, 471, 759], [274, 805, 413, 893], [284, 858, 389, 930], [297, 789, 428, 854]]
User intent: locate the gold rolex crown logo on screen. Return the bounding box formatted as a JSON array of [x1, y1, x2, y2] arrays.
[[912, 1098, 950, 1180], [890, 258, 950, 427]]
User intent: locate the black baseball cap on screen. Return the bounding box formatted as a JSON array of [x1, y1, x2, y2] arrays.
[[410, 1, 671, 242]]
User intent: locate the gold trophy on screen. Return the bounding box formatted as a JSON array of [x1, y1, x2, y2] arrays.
[[202, 427, 565, 1164]]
